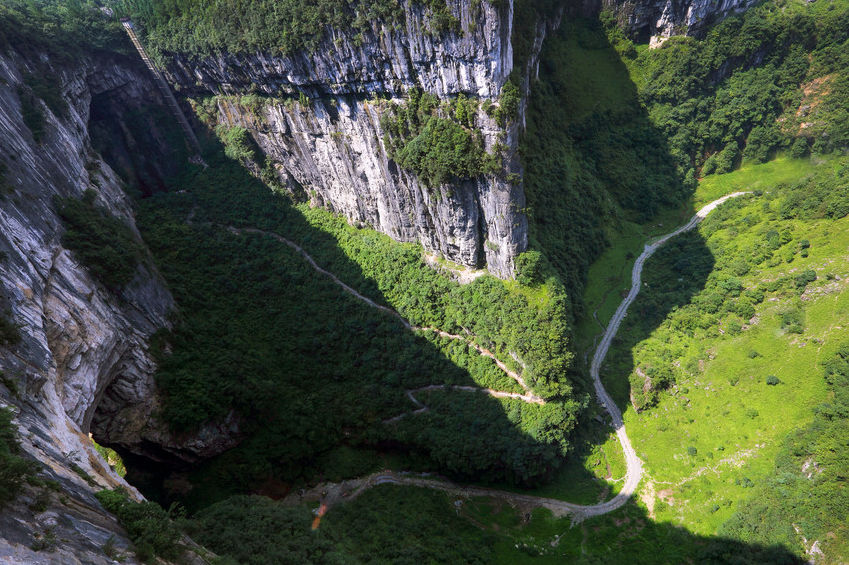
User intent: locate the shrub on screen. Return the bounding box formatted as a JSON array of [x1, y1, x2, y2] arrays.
[[0, 407, 36, 506], [95, 489, 183, 563], [779, 306, 804, 332], [743, 125, 779, 164], [17, 87, 46, 143], [790, 137, 809, 159], [381, 89, 499, 187], [0, 312, 21, 346], [494, 77, 520, 127], [687, 446, 698, 456], [714, 143, 739, 174], [766, 375, 780, 385], [215, 125, 259, 162], [794, 269, 817, 293]]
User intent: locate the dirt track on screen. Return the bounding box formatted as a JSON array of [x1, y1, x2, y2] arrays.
[[236, 193, 750, 521]]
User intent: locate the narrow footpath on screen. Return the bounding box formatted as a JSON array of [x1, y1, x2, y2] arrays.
[[233, 193, 749, 521]]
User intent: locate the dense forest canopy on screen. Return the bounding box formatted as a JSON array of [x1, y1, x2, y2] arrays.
[[112, 0, 460, 56]]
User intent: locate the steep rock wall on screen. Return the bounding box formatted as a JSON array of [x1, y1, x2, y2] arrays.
[[0, 46, 214, 562], [163, 0, 532, 277]]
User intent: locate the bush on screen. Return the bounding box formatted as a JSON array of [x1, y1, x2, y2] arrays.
[[0, 312, 21, 346], [743, 125, 780, 164], [790, 137, 809, 159], [766, 375, 780, 385], [687, 446, 698, 456], [17, 87, 46, 143], [381, 89, 499, 187], [515, 250, 544, 285], [494, 77, 520, 127], [794, 269, 817, 293], [0, 407, 36, 506], [215, 125, 259, 162], [779, 306, 804, 333], [714, 143, 739, 174], [95, 489, 183, 563]]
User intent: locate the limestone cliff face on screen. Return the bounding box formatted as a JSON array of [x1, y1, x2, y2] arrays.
[[600, 0, 759, 44], [163, 0, 533, 277], [0, 45, 214, 562]]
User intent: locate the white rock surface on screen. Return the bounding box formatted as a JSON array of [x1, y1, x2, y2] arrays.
[[165, 0, 536, 277]]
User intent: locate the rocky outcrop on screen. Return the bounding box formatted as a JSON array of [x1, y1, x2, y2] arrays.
[[0, 45, 214, 562], [600, 0, 759, 44], [162, 0, 532, 277]]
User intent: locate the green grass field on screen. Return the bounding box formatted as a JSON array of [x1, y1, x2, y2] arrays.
[[598, 154, 849, 549], [694, 155, 823, 206]]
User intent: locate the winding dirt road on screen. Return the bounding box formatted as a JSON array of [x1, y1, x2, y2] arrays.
[[232, 193, 749, 521], [584, 191, 749, 515]]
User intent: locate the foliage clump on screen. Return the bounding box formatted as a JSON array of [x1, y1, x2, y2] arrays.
[[57, 189, 146, 290], [215, 125, 259, 163], [611, 0, 849, 175], [0, 312, 21, 347], [0, 407, 36, 506], [137, 152, 579, 496], [0, 1, 128, 56], [96, 489, 183, 563], [184, 488, 495, 564], [381, 89, 500, 187]]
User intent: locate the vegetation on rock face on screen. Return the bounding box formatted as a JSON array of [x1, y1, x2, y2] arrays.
[[0, 407, 35, 506], [214, 125, 260, 163], [0, 313, 21, 347], [135, 148, 580, 503], [0, 1, 128, 55], [96, 489, 183, 563], [57, 189, 146, 290], [381, 89, 501, 187], [521, 18, 687, 315], [114, 0, 459, 58]]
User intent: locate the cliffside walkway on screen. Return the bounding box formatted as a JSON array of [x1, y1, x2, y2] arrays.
[[121, 21, 205, 163], [277, 192, 750, 524]]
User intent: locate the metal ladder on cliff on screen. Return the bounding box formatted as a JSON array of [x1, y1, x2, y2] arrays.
[[121, 20, 206, 166]]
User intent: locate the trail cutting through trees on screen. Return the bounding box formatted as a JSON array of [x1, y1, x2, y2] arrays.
[[225, 193, 748, 522]]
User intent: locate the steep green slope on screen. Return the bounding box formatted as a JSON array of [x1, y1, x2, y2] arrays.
[[720, 342, 849, 560], [521, 18, 689, 317], [604, 157, 849, 543]]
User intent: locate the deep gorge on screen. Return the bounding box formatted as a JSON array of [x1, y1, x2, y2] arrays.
[[0, 0, 847, 563]]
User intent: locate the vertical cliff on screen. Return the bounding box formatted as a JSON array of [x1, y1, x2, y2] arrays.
[[0, 41, 217, 561], [160, 0, 544, 277]]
